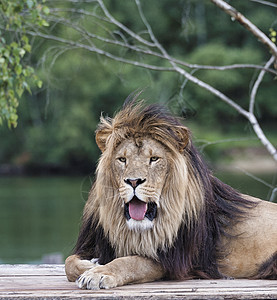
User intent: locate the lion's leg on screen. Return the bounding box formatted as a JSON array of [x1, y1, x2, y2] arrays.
[[65, 254, 99, 282], [77, 255, 165, 290]]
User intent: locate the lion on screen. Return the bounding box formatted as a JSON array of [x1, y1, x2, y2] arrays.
[[65, 97, 277, 289]]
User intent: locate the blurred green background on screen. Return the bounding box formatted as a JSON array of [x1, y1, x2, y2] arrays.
[[0, 0, 276, 263]]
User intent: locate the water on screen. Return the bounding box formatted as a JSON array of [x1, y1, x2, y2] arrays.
[[0, 173, 275, 264], [0, 176, 91, 264]]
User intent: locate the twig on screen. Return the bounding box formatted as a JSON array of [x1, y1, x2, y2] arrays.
[[20, 29, 176, 72], [30, 10, 277, 75], [135, 0, 251, 118], [197, 137, 258, 152], [236, 167, 274, 189], [249, 55, 275, 114], [183, 63, 277, 76], [210, 0, 277, 62], [270, 188, 277, 202], [236, 167, 277, 202], [250, 0, 277, 8], [248, 114, 277, 161], [97, 0, 155, 48], [49, 7, 112, 24]]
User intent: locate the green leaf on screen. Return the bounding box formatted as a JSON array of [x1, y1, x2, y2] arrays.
[[37, 80, 43, 88], [19, 48, 26, 57], [24, 44, 31, 53], [43, 6, 50, 15], [22, 35, 29, 44], [41, 19, 49, 27], [26, 0, 34, 9], [16, 86, 24, 97], [15, 64, 22, 75]]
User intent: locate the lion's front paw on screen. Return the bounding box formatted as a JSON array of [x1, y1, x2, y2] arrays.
[[77, 266, 118, 290]]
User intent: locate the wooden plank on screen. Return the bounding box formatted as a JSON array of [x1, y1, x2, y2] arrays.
[[0, 264, 65, 276], [0, 265, 276, 299]]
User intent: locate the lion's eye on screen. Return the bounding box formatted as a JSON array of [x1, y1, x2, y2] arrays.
[[118, 157, 126, 163], [150, 156, 159, 163]]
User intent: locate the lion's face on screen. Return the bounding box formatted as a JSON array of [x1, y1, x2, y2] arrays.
[[113, 138, 168, 231]]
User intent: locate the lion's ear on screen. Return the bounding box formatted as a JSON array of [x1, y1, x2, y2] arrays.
[[174, 126, 190, 151], [95, 129, 110, 152], [95, 116, 113, 152]]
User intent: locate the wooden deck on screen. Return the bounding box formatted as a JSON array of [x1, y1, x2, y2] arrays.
[[0, 264, 277, 299]]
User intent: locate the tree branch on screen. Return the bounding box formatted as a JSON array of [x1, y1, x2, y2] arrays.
[[49, 7, 112, 24], [44, 10, 277, 76], [210, 0, 277, 162], [135, 0, 277, 162], [250, 0, 277, 8], [135, 0, 250, 118], [21, 29, 176, 72], [197, 137, 258, 152], [236, 168, 277, 203], [97, 0, 155, 48], [248, 114, 277, 161], [249, 55, 275, 114], [210, 0, 277, 63]]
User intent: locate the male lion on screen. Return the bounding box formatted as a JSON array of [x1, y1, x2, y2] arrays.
[[65, 97, 277, 289]]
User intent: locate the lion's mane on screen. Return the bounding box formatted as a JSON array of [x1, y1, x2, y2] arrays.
[[74, 98, 254, 279]]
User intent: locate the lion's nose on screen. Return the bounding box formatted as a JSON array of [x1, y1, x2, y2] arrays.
[[124, 178, 146, 188]]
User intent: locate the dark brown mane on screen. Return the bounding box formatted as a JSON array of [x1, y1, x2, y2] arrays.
[[74, 213, 115, 265], [157, 142, 255, 279]]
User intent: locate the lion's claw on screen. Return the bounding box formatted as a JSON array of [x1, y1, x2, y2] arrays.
[[77, 268, 117, 290]]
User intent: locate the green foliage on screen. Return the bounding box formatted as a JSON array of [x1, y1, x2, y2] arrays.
[[0, 0, 276, 173], [0, 0, 47, 127]]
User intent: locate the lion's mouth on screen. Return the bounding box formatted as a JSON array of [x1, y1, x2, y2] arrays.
[[124, 196, 157, 221]]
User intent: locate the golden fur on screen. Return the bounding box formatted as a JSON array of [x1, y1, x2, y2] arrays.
[[65, 99, 277, 289]]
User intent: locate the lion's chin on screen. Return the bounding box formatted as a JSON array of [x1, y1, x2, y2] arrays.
[[126, 218, 154, 231]]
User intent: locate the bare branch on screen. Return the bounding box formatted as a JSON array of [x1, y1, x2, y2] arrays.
[[210, 0, 277, 62], [19, 29, 175, 72], [37, 10, 277, 76], [176, 65, 251, 118], [8, 23, 271, 81], [49, 8, 112, 23], [249, 55, 275, 114], [184, 63, 277, 76], [45, 14, 116, 47], [270, 188, 277, 202], [250, 0, 277, 8], [208, 0, 277, 162], [97, 0, 156, 47], [235, 168, 277, 203], [136, 0, 277, 162], [248, 113, 277, 161], [135, 0, 250, 119], [197, 137, 258, 152], [240, 168, 275, 189]]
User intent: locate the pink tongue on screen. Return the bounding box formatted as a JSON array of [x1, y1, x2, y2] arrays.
[[129, 197, 147, 221]]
